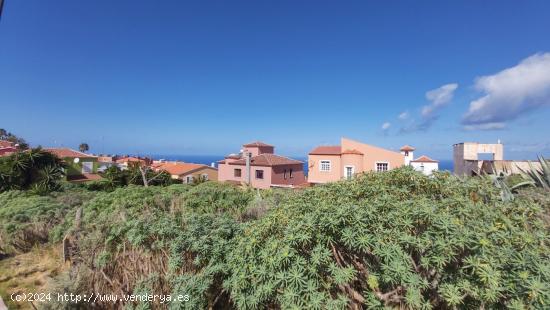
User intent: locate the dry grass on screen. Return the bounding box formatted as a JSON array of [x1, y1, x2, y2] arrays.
[[0, 245, 65, 309]]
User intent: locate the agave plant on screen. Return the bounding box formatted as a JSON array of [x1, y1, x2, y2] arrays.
[[36, 164, 66, 192], [485, 164, 532, 201], [518, 155, 550, 191], [488, 173, 515, 201]]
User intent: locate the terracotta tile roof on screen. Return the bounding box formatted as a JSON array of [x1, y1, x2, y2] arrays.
[[243, 141, 274, 147], [0, 147, 17, 157], [400, 145, 416, 152], [228, 153, 303, 166], [309, 145, 341, 155], [342, 149, 363, 155], [115, 157, 145, 164], [411, 155, 438, 163], [44, 148, 97, 159], [98, 156, 114, 163], [0, 140, 15, 148], [155, 162, 215, 176]]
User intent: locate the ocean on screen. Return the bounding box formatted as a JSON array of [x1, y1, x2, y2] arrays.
[[151, 155, 225, 167], [150, 155, 454, 175]]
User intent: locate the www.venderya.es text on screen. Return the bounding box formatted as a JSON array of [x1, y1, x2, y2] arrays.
[[10, 292, 190, 304]]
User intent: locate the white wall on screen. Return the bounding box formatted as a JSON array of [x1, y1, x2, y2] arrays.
[[411, 162, 438, 175], [401, 151, 414, 166]]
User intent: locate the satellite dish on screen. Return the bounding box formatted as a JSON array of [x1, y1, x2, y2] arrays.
[[73, 158, 80, 164]]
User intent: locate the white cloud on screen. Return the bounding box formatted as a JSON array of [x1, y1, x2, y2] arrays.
[[398, 111, 409, 120], [422, 83, 458, 117], [462, 53, 550, 128], [399, 83, 458, 134], [462, 122, 506, 131], [381, 122, 391, 130], [507, 141, 550, 153]]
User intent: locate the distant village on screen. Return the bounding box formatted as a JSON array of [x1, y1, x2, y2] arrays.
[[0, 138, 540, 189]]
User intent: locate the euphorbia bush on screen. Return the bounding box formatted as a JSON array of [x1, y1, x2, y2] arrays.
[[225, 169, 550, 309], [4, 168, 549, 309]]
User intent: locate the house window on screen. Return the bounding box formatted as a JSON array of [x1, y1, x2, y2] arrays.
[[186, 176, 193, 183], [234, 169, 241, 177], [284, 169, 287, 179], [256, 170, 264, 179], [202, 174, 209, 180], [376, 162, 389, 172], [420, 164, 425, 172], [404, 151, 409, 156], [345, 166, 354, 179], [82, 161, 94, 173], [289, 168, 293, 178], [320, 160, 331, 172]]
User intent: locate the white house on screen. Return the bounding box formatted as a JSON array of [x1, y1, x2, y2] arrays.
[[410, 155, 439, 175], [400, 145, 439, 175]]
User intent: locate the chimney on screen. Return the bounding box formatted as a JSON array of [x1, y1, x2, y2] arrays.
[[245, 152, 252, 184]]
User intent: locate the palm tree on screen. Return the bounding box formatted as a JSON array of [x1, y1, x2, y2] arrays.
[[0, 148, 66, 193], [79, 143, 90, 153]]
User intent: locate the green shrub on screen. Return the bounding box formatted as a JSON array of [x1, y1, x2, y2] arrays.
[[182, 182, 254, 217], [47, 184, 241, 309], [0, 191, 69, 253], [5, 168, 549, 309], [225, 169, 550, 309]]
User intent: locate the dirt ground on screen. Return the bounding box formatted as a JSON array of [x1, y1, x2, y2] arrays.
[[0, 245, 64, 310]]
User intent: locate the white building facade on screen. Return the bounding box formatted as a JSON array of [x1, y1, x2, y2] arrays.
[[410, 155, 439, 176]]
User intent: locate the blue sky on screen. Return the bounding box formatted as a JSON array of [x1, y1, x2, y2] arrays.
[[1, 0, 550, 159]]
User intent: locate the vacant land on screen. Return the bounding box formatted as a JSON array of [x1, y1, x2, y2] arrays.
[[1, 168, 549, 309]]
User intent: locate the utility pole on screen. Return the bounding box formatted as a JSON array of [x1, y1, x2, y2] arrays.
[[245, 152, 252, 184]]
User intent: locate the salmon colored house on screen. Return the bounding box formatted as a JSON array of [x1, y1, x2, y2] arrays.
[[153, 162, 218, 184], [218, 141, 306, 189], [308, 137, 405, 184]]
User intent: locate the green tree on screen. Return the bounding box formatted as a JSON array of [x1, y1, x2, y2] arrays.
[[103, 165, 127, 188], [127, 162, 173, 187], [78, 143, 89, 153]]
